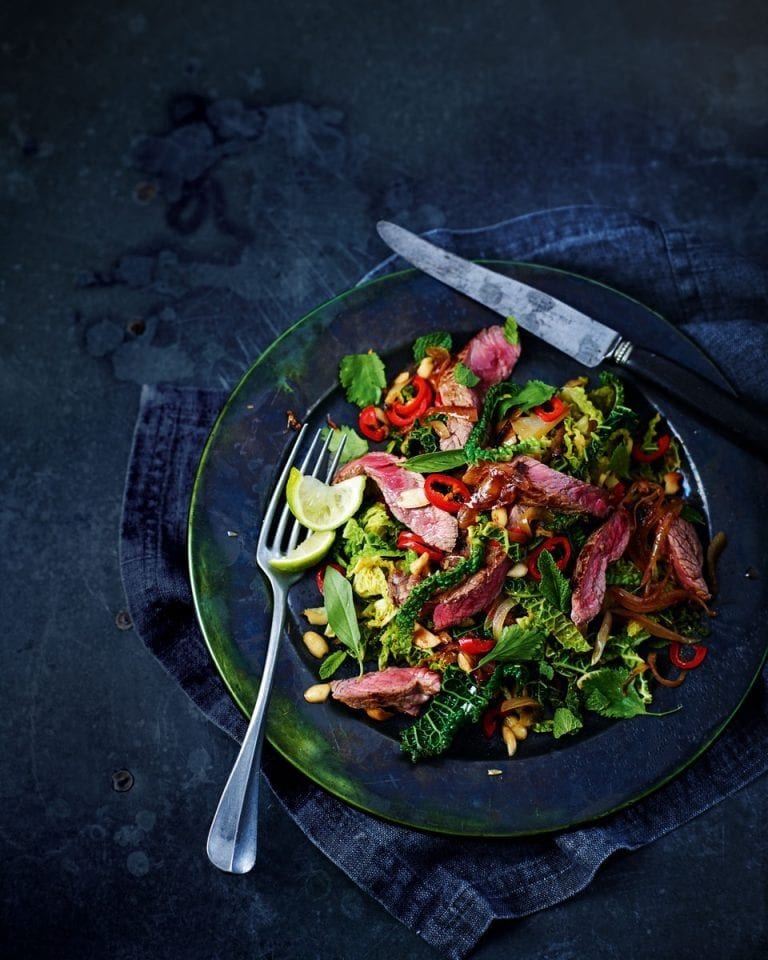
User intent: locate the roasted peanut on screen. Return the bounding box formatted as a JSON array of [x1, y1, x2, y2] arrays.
[[303, 683, 331, 703]]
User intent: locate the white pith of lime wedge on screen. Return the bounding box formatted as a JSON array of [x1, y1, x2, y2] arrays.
[[268, 529, 336, 573], [285, 468, 366, 531]]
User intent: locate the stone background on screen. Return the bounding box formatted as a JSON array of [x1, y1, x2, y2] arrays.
[[2, 1, 766, 957]]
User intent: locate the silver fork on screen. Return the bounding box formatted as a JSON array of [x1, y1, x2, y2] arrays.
[[206, 424, 346, 873]]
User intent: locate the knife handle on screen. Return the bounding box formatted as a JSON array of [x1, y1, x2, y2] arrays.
[[614, 342, 768, 458]]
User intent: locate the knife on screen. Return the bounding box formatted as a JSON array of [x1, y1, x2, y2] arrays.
[[377, 220, 768, 457]]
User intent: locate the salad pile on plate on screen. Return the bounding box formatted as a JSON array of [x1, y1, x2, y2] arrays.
[[281, 318, 717, 762]]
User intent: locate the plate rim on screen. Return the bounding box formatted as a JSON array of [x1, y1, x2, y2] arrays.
[[188, 260, 765, 836]]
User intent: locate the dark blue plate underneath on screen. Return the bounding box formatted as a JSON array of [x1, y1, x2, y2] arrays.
[[188, 263, 768, 835]]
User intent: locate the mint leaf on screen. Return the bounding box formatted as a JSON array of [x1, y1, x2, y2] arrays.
[[478, 624, 545, 666], [339, 352, 387, 408], [413, 331, 452, 362], [552, 706, 583, 739], [323, 567, 364, 665], [503, 316, 520, 345], [318, 649, 348, 679], [321, 425, 368, 464], [403, 448, 468, 473], [580, 667, 649, 719], [537, 549, 571, 614], [454, 361, 480, 387]]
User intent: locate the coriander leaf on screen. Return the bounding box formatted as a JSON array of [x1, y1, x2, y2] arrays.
[[403, 448, 468, 472], [323, 567, 364, 665], [478, 624, 545, 666], [339, 352, 387, 408], [513, 379, 556, 412], [318, 649, 348, 679], [537, 549, 571, 614], [454, 361, 481, 388], [504, 315, 520, 345], [413, 331, 452, 362], [321, 425, 368, 464], [496, 379, 556, 418], [552, 706, 583, 739], [681, 503, 705, 525], [580, 667, 649, 719]]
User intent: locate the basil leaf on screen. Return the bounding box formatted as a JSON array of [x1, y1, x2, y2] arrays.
[[339, 352, 387, 408], [403, 449, 468, 472], [453, 361, 480, 387], [323, 567, 363, 663], [477, 624, 545, 666], [413, 331, 452, 362], [318, 649, 348, 680]]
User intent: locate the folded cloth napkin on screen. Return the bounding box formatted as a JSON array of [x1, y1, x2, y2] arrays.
[[120, 205, 768, 959]]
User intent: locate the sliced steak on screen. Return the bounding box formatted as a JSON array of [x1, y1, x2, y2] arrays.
[[463, 456, 610, 517], [334, 452, 458, 552], [460, 324, 521, 387], [439, 414, 475, 451], [330, 666, 442, 716], [434, 325, 519, 451], [432, 539, 511, 630], [387, 567, 423, 607], [666, 515, 710, 600], [571, 507, 631, 628]]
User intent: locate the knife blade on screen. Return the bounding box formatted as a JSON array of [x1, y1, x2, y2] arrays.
[[377, 221, 768, 457]]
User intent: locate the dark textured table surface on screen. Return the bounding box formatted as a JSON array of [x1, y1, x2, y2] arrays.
[[3, 2, 767, 957]]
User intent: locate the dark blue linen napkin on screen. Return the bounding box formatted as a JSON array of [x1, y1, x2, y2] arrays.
[[120, 205, 768, 959]]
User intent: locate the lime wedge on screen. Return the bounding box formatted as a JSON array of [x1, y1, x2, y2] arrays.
[[285, 468, 366, 531], [269, 529, 335, 573]]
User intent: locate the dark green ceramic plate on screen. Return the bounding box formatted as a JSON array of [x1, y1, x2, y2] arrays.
[[188, 262, 768, 836]]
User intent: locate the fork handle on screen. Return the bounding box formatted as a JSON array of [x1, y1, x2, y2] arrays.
[[206, 589, 286, 873]]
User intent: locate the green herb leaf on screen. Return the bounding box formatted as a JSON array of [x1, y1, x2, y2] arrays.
[[503, 315, 520, 345], [321, 425, 368, 464], [496, 379, 556, 418], [478, 624, 545, 666], [454, 361, 480, 387], [681, 503, 705, 525], [403, 448, 468, 472], [580, 667, 650, 719], [413, 331, 452, 362], [323, 567, 364, 664], [539, 661, 555, 680], [318, 649, 348, 679], [552, 706, 583, 739], [339, 352, 387, 408], [537, 549, 572, 614]]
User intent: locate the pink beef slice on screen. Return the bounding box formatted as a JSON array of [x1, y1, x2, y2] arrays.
[[460, 324, 521, 388], [334, 452, 458, 552], [571, 507, 631, 628], [330, 666, 442, 716], [435, 324, 520, 452], [431, 539, 511, 630], [666, 515, 711, 600]]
